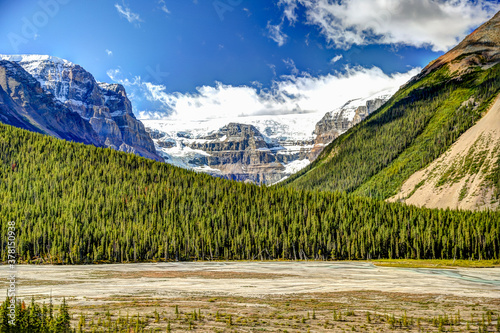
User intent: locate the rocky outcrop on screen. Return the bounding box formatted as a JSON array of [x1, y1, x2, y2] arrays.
[[418, 11, 500, 80], [0, 54, 162, 161], [0, 60, 102, 145], [188, 123, 286, 183], [309, 96, 389, 160], [98, 83, 159, 160], [146, 122, 312, 184], [351, 98, 387, 126]]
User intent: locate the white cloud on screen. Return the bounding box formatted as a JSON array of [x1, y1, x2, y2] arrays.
[[115, 2, 143, 25], [267, 21, 288, 47], [278, 0, 299, 24], [279, 0, 500, 52], [108, 66, 420, 122], [268, 64, 277, 77], [330, 54, 343, 63], [283, 58, 299, 76], [105, 49, 113, 56], [158, 0, 170, 14], [267, 0, 300, 46]]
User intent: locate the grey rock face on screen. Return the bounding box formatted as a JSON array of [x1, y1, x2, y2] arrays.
[[188, 123, 285, 182], [309, 97, 389, 160], [0, 55, 162, 161], [314, 98, 388, 143], [0, 60, 102, 145]]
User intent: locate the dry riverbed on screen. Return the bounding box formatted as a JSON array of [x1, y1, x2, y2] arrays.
[[1, 261, 499, 332]]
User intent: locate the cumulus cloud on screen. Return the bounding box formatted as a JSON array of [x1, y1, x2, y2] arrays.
[[115, 2, 143, 25], [108, 66, 420, 121], [279, 0, 500, 52]]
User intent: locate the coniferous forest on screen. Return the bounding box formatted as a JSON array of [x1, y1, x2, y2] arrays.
[[0, 121, 498, 264], [0, 297, 70, 333]]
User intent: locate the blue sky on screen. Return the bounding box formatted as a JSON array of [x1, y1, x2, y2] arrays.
[[1, 0, 499, 119]]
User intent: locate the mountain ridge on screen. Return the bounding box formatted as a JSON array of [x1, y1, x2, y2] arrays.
[[0, 60, 103, 145], [0, 55, 163, 161], [283, 10, 500, 211]]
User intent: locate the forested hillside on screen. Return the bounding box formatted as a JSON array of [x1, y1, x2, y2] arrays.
[[284, 63, 500, 201], [0, 123, 498, 263], [283, 11, 500, 206]]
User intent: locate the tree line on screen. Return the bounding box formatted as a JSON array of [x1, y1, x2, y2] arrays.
[[0, 297, 70, 333], [0, 123, 498, 263]]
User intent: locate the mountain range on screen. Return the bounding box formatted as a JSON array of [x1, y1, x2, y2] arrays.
[[0, 54, 162, 161], [0, 54, 397, 184], [0, 11, 499, 266], [0, 11, 499, 211], [143, 88, 395, 184]]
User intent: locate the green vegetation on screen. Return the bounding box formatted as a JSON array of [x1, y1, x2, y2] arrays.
[[0, 123, 499, 263], [486, 141, 500, 203], [370, 258, 500, 268], [284, 64, 500, 200], [0, 297, 70, 333], [2, 296, 499, 332]]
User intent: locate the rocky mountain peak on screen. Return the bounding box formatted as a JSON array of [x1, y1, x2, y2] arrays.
[[313, 95, 389, 144], [420, 10, 500, 78], [0, 60, 102, 145], [0, 55, 163, 161]]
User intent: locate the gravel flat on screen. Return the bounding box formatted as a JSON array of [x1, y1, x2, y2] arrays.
[[2, 262, 499, 303]]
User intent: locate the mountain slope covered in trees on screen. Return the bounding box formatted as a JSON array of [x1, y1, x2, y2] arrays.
[[283, 12, 500, 210], [390, 94, 500, 210], [0, 123, 498, 263]]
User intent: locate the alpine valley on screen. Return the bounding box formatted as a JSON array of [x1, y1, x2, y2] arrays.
[[1, 3, 500, 332], [0, 11, 499, 266]]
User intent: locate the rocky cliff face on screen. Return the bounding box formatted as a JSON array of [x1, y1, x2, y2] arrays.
[[149, 123, 301, 184], [0, 60, 102, 145], [98, 82, 158, 159], [309, 96, 389, 160], [0, 55, 162, 161], [143, 113, 321, 184], [143, 90, 394, 184]]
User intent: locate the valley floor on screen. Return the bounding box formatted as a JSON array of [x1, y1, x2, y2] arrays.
[[2, 261, 499, 332]]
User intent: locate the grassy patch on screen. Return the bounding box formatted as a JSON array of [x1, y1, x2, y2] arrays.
[[370, 259, 500, 268]]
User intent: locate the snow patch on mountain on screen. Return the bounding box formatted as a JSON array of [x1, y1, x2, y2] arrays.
[[325, 87, 396, 121]]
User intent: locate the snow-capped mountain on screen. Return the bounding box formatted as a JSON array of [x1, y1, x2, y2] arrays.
[[0, 54, 162, 161], [312, 88, 394, 159], [142, 89, 395, 184], [142, 112, 320, 183]]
